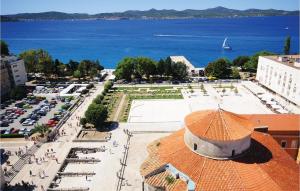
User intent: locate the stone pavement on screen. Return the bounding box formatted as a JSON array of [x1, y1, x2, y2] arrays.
[[9, 85, 104, 191]]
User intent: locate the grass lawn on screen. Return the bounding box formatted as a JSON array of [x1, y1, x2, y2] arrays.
[[108, 86, 184, 122]]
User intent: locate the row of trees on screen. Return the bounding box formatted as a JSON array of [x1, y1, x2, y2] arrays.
[[18, 49, 104, 80], [80, 81, 113, 130], [231, 51, 275, 72], [114, 57, 188, 81], [205, 51, 276, 79]]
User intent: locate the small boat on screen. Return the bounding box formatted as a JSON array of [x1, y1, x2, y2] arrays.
[[222, 37, 232, 50], [284, 27, 289, 30]]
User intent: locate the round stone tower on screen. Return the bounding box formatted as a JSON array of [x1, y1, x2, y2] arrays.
[[184, 109, 253, 159]]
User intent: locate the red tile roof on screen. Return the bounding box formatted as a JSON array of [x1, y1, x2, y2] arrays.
[[185, 109, 252, 141], [141, 129, 299, 191], [242, 114, 300, 132]]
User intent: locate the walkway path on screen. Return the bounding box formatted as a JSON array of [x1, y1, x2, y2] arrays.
[[113, 94, 126, 122], [9, 85, 104, 191]]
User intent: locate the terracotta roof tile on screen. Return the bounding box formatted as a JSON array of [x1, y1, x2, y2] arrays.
[[141, 129, 299, 191], [242, 114, 300, 132], [144, 170, 187, 191], [185, 109, 252, 141]]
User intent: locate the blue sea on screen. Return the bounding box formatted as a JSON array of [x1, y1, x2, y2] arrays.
[[1, 16, 299, 68]]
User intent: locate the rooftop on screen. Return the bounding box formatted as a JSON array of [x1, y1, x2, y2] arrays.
[[185, 109, 252, 141], [242, 114, 300, 132], [261, 55, 300, 70], [141, 129, 299, 191]]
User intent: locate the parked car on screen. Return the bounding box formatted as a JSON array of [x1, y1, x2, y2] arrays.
[[11, 128, 19, 134], [0, 121, 9, 127], [18, 128, 26, 135], [19, 118, 27, 124], [30, 114, 39, 120], [22, 119, 35, 126]]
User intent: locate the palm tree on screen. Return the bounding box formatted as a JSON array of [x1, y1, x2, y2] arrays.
[[33, 124, 49, 137]]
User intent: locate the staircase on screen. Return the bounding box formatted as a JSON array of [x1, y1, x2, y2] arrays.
[[4, 143, 42, 182]]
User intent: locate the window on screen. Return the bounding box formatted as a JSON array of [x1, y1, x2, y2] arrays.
[[231, 150, 235, 157], [193, 143, 197, 151], [281, 140, 287, 148], [291, 140, 298, 148]]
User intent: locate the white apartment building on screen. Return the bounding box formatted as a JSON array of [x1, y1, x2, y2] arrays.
[[256, 55, 300, 106], [1, 55, 27, 85]]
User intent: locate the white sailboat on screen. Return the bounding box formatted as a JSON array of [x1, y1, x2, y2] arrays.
[[222, 37, 232, 50]]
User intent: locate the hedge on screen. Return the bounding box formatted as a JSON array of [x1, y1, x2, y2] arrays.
[[0, 134, 24, 138]]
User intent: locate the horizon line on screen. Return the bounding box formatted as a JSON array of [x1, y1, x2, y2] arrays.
[[2, 6, 299, 16]]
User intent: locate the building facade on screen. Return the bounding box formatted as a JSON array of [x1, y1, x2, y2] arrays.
[[0, 56, 27, 97], [0, 62, 12, 97], [256, 55, 300, 106], [2, 56, 27, 85]]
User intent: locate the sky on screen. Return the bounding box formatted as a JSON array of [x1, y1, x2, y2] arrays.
[[1, 0, 299, 15]]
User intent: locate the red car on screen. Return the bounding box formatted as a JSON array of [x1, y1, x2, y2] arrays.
[[47, 120, 58, 127]]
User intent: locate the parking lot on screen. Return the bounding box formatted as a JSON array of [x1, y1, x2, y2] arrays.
[[0, 96, 75, 136]]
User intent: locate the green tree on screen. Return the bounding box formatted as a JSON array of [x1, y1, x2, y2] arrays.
[[93, 94, 104, 104], [164, 57, 173, 77], [114, 57, 135, 81], [231, 67, 241, 79], [73, 70, 82, 80], [85, 103, 108, 129], [32, 124, 49, 137], [90, 67, 98, 79], [156, 59, 165, 77], [284, 36, 291, 55], [19, 50, 39, 73], [80, 118, 87, 126], [243, 51, 275, 72], [66, 60, 79, 75], [232, 56, 250, 67], [36, 49, 53, 77], [135, 57, 156, 79], [1, 40, 9, 56], [104, 81, 113, 92], [171, 62, 188, 80], [53, 59, 66, 77], [205, 58, 231, 79], [58, 64, 66, 77]]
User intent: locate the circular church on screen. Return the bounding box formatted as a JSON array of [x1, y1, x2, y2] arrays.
[[184, 109, 253, 159]]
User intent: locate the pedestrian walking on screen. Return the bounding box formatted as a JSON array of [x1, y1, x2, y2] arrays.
[[86, 175, 88, 181], [29, 170, 32, 176], [55, 158, 59, 164]]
